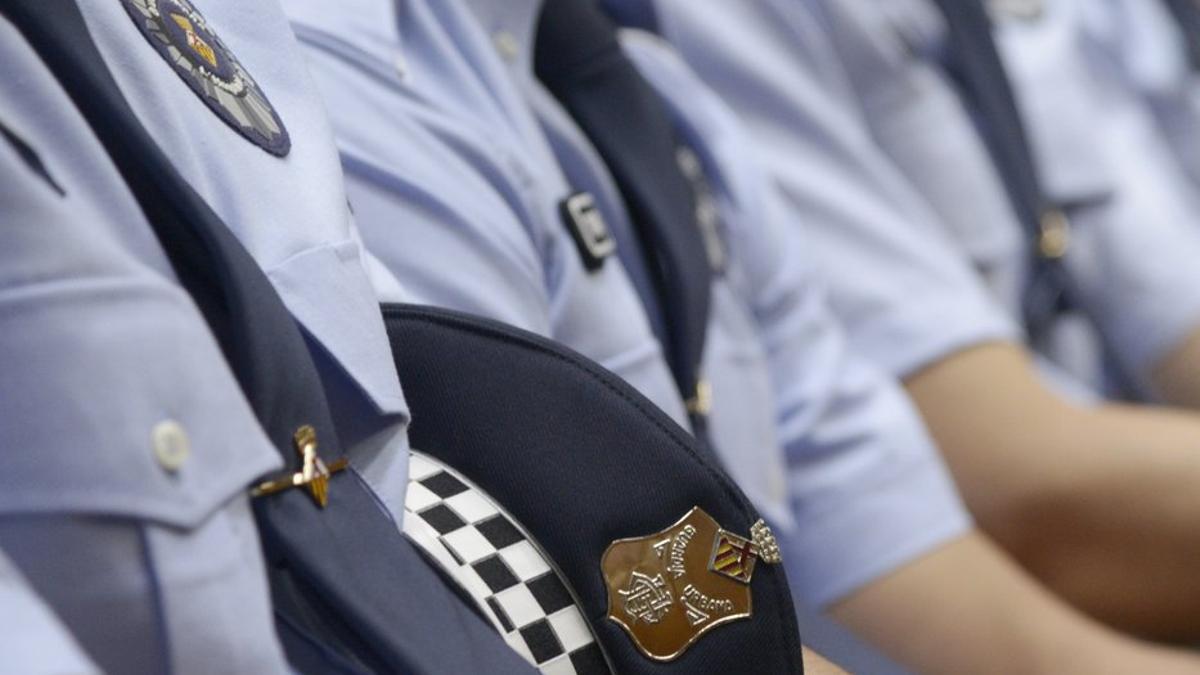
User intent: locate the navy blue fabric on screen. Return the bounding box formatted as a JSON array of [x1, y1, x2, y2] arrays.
[[1162, 0, 1200, 70], [384, 304, 805, 675], [535, 0, 712, 413], [598, 0, 659, 34], [1, 3, 535, 673], [931, 0, 1072, 339]]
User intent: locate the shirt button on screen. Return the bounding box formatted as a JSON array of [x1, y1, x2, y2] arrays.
[[152, 420, 191, 473], [393, 51, 408, 79], [493, 30, 520, 62]]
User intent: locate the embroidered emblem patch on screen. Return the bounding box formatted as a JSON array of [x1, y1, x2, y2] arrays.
[[121, 0, 291, 156], [601, 507, 781, 661]]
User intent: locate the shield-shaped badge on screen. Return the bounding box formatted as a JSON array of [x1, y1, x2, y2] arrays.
[[601, 507, 779, 661]]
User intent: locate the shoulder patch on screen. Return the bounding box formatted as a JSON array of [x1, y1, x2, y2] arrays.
[[120, 0, 291, 156]]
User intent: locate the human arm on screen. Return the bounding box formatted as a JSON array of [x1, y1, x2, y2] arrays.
[[640, 0, 1200, 653], [908, 342, 1200, 640], [832, 532, 1200, 675], [613, 28, 1195, 673], [1154, 330, 1200, 407]]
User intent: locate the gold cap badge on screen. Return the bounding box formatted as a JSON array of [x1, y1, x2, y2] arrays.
[[601, 507, 780, 661]]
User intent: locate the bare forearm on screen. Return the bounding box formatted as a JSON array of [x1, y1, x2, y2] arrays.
[[906, 343, 1200, 639], [830, 533, 1200, 675], [1015, 401, 1200, 638], [1153, 324, 1200, 409]]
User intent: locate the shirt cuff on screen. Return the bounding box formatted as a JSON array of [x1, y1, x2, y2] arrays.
[[850, 292, 1021, 380]]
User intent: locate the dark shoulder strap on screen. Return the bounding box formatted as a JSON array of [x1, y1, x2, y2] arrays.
[[534, 0, 712, 418]]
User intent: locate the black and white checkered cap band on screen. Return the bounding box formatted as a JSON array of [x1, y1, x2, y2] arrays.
[[403, 452, 608, 675]]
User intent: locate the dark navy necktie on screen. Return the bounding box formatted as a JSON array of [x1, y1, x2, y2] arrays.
[[534, 0, 713, 424]]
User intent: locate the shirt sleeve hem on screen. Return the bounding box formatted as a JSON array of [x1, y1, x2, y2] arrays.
[[856, 298, 1021, 379], [781, 458, 973, 609]]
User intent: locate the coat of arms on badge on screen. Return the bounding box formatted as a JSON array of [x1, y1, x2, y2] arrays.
[[120, 0, 291, 156], [601, 507, 781, 661], [709, 529, 758, 584]]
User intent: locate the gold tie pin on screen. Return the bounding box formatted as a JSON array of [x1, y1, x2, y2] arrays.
[[251, 425, 348, 507]]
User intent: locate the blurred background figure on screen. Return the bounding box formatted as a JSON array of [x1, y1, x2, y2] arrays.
[[1096, 0, 1200, 190]]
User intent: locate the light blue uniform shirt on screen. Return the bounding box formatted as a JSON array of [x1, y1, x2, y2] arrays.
[[0, 550, 99, 674], [993, 0, 1200, 393], [800, 0, 1094, 398], [0, 2, 412, 670], [635, 0, 1022, 386], [285, 0, 970, 611], [822, 0, 1200, 394]]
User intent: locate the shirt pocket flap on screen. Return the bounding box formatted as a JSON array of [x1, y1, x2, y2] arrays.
[[0, 283, 281, 529]]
